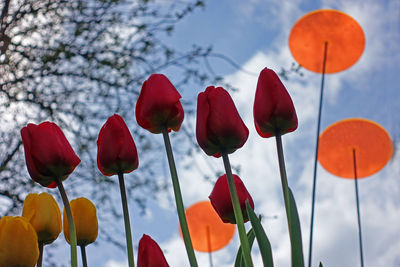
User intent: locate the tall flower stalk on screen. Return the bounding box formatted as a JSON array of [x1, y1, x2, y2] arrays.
[[97, 114, 140, 267], [57, 179, 78, 267], [162, 127, 198, 267], [253, 67, 304, 266], [222, 153, 253, 267], [136, 74, 197, 266], [118, 172, 135, 267], [275, 133, 304, 267], [196, 86, 253, 266]]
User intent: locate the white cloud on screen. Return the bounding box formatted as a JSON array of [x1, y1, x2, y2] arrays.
[[159, 1, 400, 266], [105, 260, 128, 267], [79, 1, 399, 266]]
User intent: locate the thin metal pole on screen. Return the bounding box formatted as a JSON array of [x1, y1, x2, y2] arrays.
[[353, 149, 365, 267], [308, 41, 328, 267], [206, 225, 213, 267]]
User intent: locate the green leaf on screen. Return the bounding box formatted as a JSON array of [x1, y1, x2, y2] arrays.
[[319, 262, 323, 267], [234, 228, 256, 267], [288, 187, 305, 267], [246, 200, 274, 267]]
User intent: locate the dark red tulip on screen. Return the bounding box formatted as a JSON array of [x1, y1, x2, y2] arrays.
[[21, 122, 81, 188], [209, 174, 254, 224], [253, 68, 298, 138], [138, 234, 169, 267], [97, 114, 139, 176], [136, 74, 184, 134], [196, 86, 249, 157]]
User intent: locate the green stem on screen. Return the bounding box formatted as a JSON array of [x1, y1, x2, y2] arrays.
[[221, 153, 253, 267], [276, 132, 306, 267], [56, 179, 77, 267], [161, 127, 198, 267], [36, 242, 43, 267], [80, 245, 88, 267], [117, 172, 135, 267], [275, 133, 291, 223]]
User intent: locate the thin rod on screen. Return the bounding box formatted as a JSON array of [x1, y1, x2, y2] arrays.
[[353, 149, 365, 267], [206, 225, 213, 267], [308, 41, 328, 267]]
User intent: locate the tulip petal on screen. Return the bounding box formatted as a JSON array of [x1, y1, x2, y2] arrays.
[[0, 216, 39, 266], [209, 174, 254, 224], [137, 234, 169, 267], [97, 114, 139, 176], [136, 74, 184, 134], [196, 86, 248, 157], [254, 68, 298, 138], [21, 121, 81, 187]]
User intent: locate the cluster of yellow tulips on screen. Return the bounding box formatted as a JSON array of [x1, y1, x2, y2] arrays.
[[0, 193, 98, 266]]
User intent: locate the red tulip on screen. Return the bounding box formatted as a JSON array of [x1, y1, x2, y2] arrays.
[[196, 86, 249, 157], [20, 122, 81, 188], [253, 68, 298, 138], [97, 114, 139, 176], [209, 174, 254, 224], [136, 74, 184, 134], [138, 234, 169, 267]]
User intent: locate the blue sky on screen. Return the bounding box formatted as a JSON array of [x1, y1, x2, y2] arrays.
[[50, 0, 400, 266]]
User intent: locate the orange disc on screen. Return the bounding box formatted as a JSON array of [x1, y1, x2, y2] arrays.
[[289, 9, 365, 73], [318, 118, 393, 179], [180, 201, 235, 252]]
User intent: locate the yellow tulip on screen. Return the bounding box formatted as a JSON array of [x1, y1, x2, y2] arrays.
[[63, 197, 98, 246], [22, 192, 62, 244], [0, 216, 39, 267]]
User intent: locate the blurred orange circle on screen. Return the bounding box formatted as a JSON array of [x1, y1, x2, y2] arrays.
[[181, 201, 235, 252], [318, 118, 393, 179], [289, 9, 365, 74]]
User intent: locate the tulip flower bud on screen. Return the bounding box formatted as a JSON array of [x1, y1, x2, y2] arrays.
[[97, 114, 139, 176], [196, 86, 249, 157], [0, 216, 39, 267], [209, 174, 254, 224], [253, 68, 298, 138], [136, 74, 184, 134], [137, 234, 169, 267], [63, 197, 98, 246], [22, 192, 62, 245], [21, 121, 81, 188]]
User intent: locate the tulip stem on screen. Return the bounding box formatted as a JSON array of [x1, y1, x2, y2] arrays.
[[275, 134, 291, 223], [162, 127, 198, 267], [37, 242, 43, 267], [56, 179, 77, 267], [222, 153, 253, 267], [117, 172, 135, 267], [80, 245, 88, 267], [275, 133, 304, 266]]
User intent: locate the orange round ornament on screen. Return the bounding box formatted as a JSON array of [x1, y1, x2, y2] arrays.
[[181, 201, 235, 252], [318, 118, 393, 178], [289, 9, 365, 74]]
